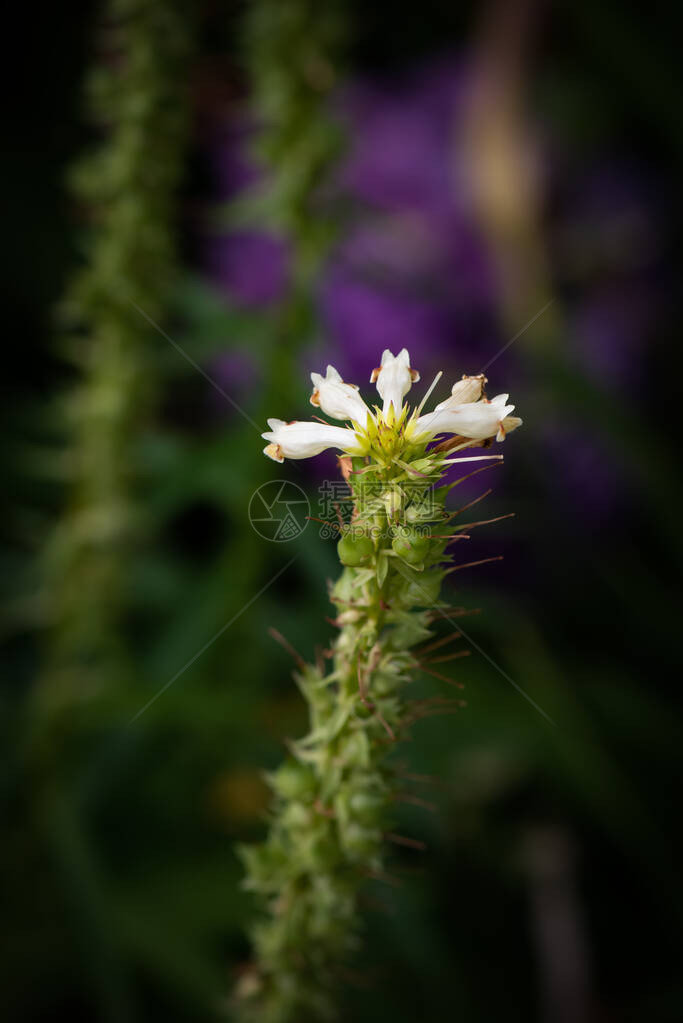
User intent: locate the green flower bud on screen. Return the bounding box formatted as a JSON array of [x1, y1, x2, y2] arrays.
[[280, 801, 313, 831], [337, 532, 374, 566], [405, 503, 426, 522], [372, 668, 402, 695], [337, 730, 371, 769], [392, 526, 430, 565], [381, 488, 402, 518], [270, 758, 317, 801]]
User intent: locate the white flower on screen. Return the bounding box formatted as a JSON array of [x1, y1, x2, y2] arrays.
[[370, 348, 420, 417], [435, 373, 487, 408], [262, 419, 366, 463], [310, 365, 371, 423], [261, 352, 521, 464], [415, 393, 520, 442]]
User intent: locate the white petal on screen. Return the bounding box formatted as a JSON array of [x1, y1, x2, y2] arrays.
[[309, 364, 370, 422], [415, 399, 516, 441], [370, 348, 419, 417], [261, 419, 366, 461]]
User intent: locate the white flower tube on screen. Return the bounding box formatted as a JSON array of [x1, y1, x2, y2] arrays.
[[310, 365, 371, 424], [415, 393, 518, 442], [370, 348, 420, 418], [262, 418, 366, 463]]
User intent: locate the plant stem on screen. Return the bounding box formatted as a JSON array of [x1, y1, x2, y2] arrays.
[[237, 453, 469, 1022]]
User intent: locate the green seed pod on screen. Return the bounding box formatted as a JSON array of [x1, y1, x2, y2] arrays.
[[392, 527, 430, 565], [337, 532, 374, 566], [270, 758, 317, 801]]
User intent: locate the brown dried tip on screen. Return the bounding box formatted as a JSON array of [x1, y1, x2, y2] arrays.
[[415, 631, 463, 657], [422, 649, 471, 666], [267, 627, 306, 669], [427, 606, 481, 620], [417, 663, 466, 688], [386, 832, 427, 851], [393, 792, 438, 812]]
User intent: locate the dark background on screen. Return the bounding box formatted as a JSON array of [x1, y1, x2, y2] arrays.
[[3, 1, 683, 1021]]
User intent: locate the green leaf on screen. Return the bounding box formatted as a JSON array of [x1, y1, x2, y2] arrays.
[[376, 550, 388, 588]]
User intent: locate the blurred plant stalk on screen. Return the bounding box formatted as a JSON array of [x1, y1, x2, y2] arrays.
[[186, 0, 349, 715], [22, 2, 194, 1018], [35, 0, 192, 731], [234, 0, 346, 414]]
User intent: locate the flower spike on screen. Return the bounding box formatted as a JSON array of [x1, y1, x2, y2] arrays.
[[246, 348, 523, 1022]]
